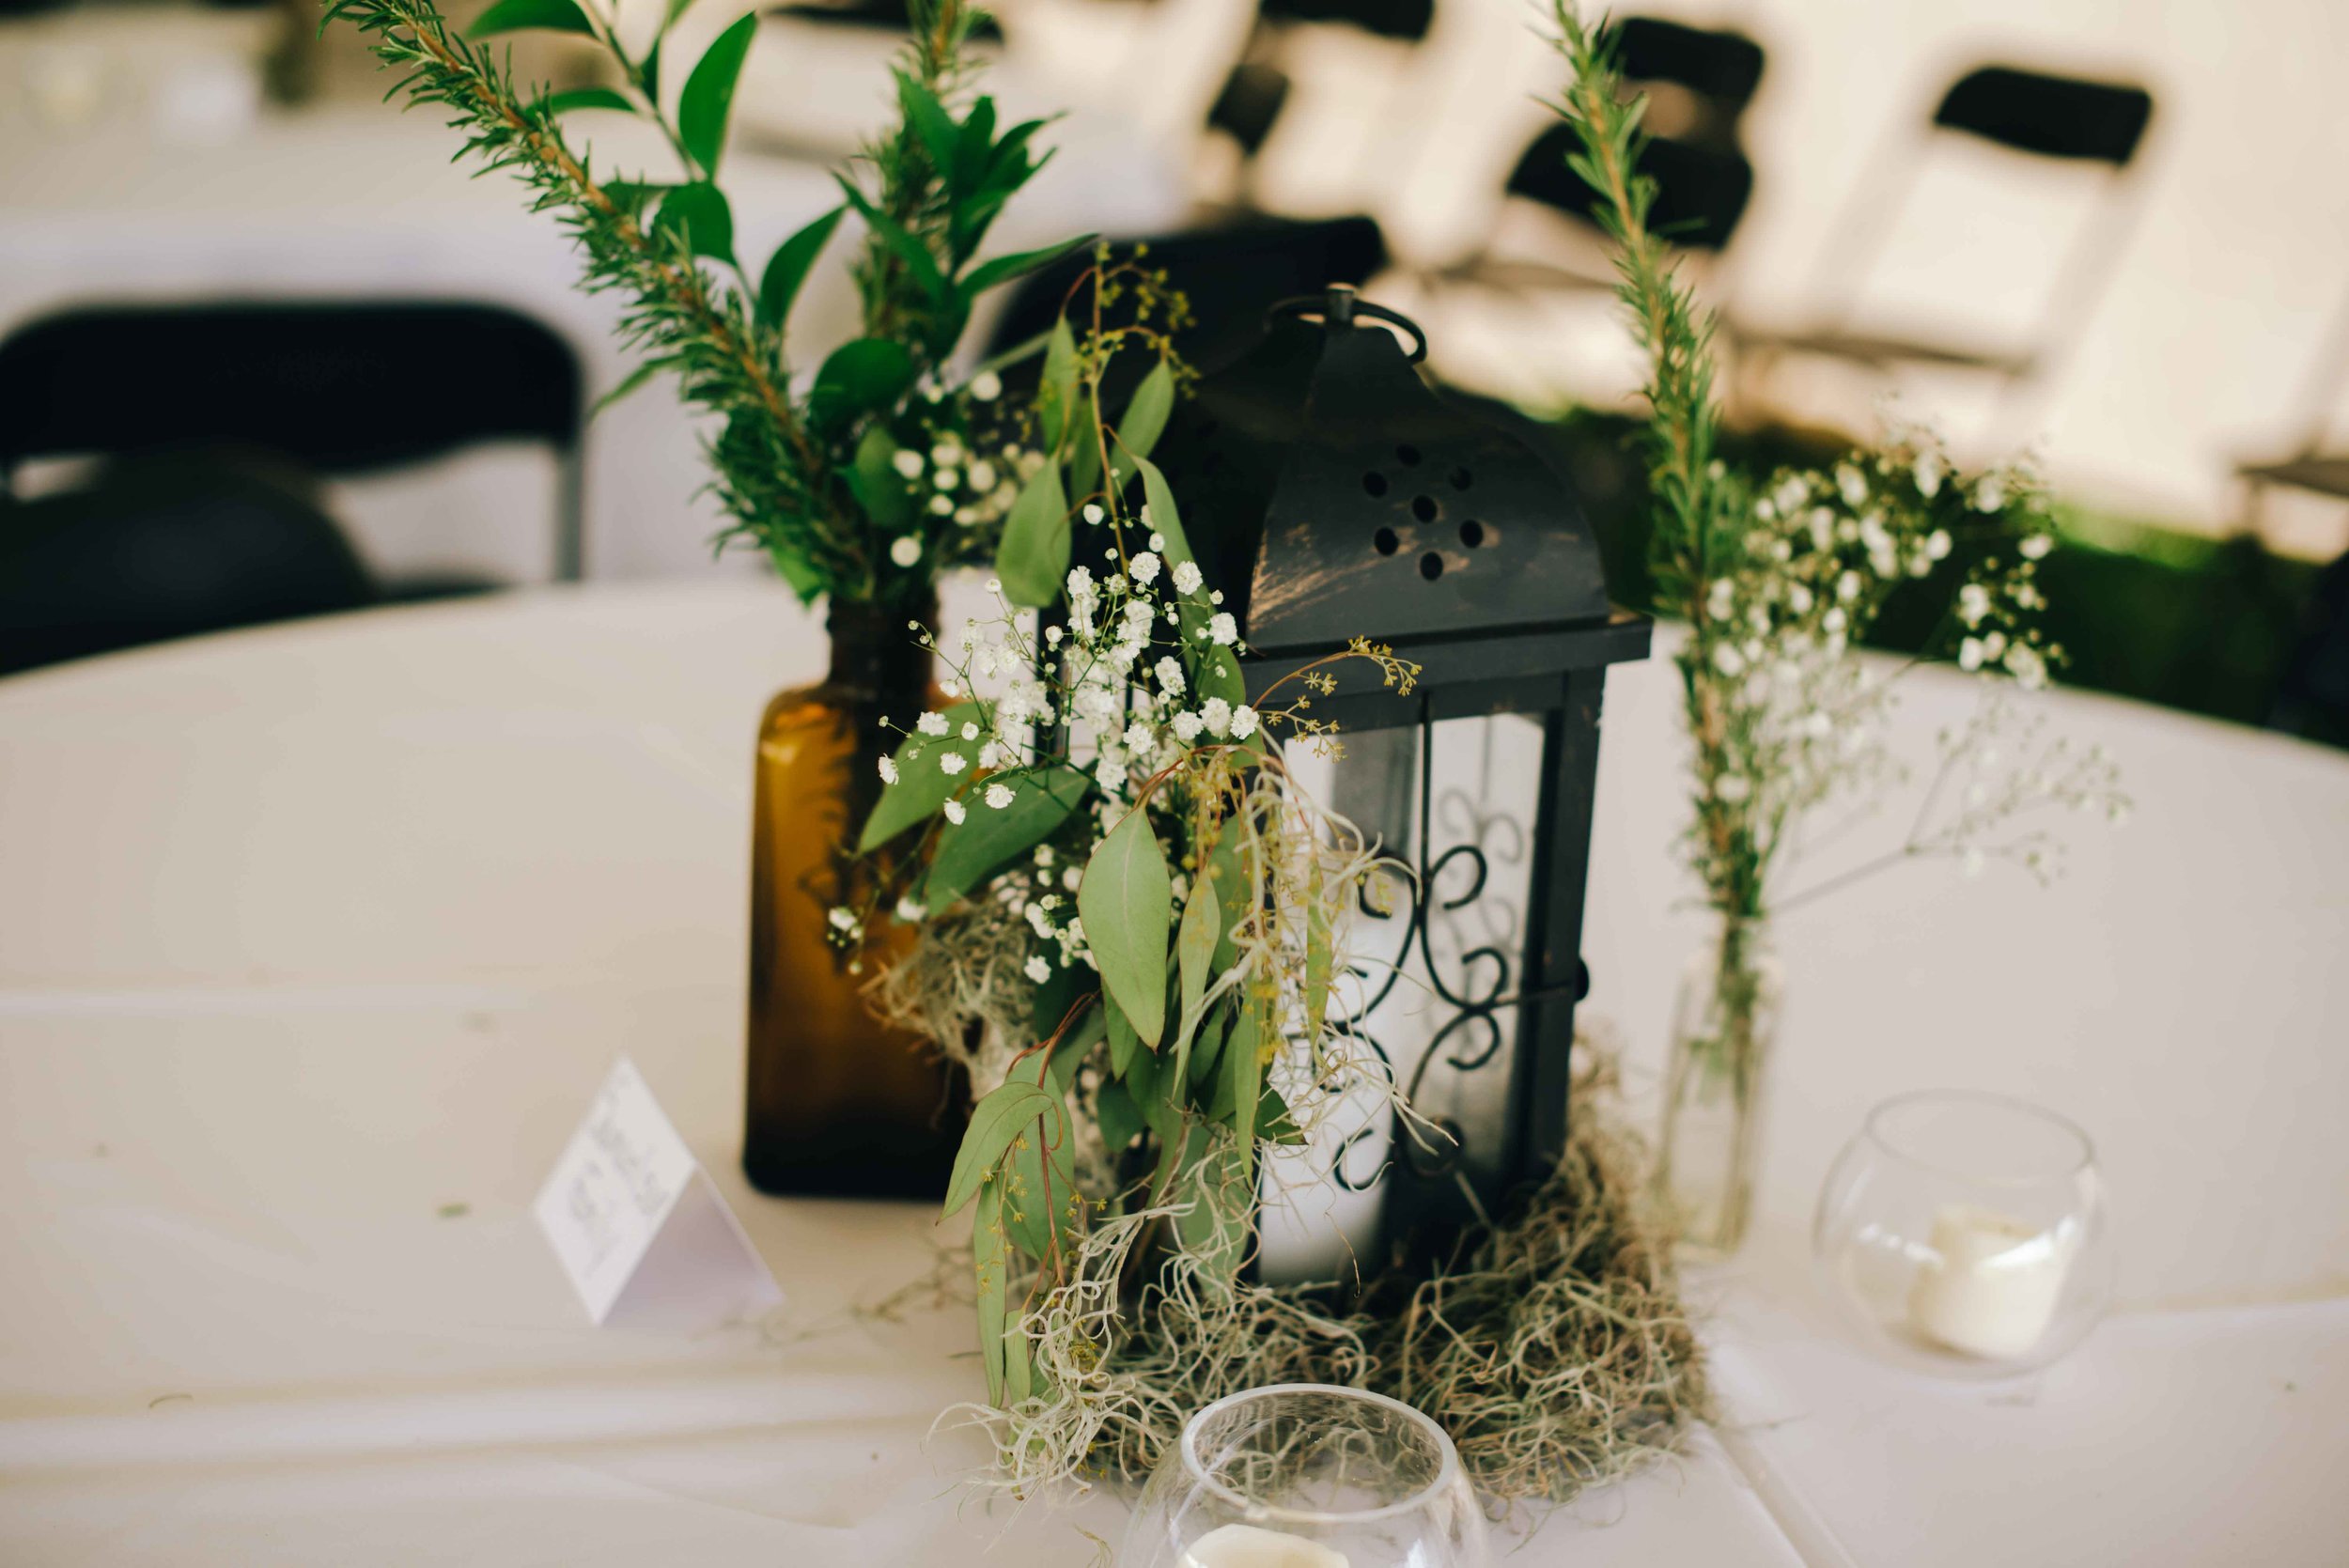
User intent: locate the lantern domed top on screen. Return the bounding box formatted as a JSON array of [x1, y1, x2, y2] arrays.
[[1155, 287, 1621, 662]]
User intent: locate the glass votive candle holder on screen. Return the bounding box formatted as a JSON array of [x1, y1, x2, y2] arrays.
[[1118, 1384, 1489, 1568], [1812, 1089, 2112, 1378]]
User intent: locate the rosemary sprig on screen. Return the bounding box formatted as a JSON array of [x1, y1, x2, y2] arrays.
[[324, 0, 1082, 607]]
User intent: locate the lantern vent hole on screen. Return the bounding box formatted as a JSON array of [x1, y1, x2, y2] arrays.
[[1449, 465, 1473, 490], [1418, 551, 1444, 580], [1458, 519, 1486, 549], [1362, 472, 1389, 498], [1374, 527, 1401, 556], [1411, 494, 1439, 523], [1395, 443, 1422, 467]]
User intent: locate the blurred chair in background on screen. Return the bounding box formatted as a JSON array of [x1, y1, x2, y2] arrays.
[[1442, 16, 1763, 299], [0, 300, 583, 675], [1192, 0, 1436, 210], [2243, 283, 2349, 743], [0, 449, 372, 676], [2237, 281, 2349, 549], [1731, 63, 2154, 440], [1391, 17, 1761, 413]]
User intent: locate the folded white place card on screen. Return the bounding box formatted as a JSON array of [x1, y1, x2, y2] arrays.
[[535, 1056, 783, 1327]]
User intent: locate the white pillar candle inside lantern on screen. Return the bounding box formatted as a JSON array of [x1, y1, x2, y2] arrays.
[[1906, 1203, 2076, 1360], [1182, 1523, 1351, 1568]]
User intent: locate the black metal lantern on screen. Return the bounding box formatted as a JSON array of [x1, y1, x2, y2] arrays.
[[1152, 287, 1650, 1254]]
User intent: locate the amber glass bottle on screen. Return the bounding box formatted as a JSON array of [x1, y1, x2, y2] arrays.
[[741, 597, 964, 1199]]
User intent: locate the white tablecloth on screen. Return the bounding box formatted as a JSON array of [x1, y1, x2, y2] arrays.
[[1, 582, 2344, 1564]]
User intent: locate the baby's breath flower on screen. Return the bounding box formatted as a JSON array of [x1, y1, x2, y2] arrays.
[[892, 449, 925, 479], [890, 536, 922, 567], [1201, 697, 1233, 737], [1173, 560, 1204, 595], [918, 711, 948, 736], [1207, 613, 1238, 646], [986, 782, 1016, 809], [1129, 551, 1161, 586], [1229, 705, 1260, 740], [878, 755, 899, 784], [942, 799, 966, 825], [2019, 534, 2053, 560], [1172, 710, 1204, 742], [971, 371, 1002, 401], [1024, 954, 1051, 983], [940, 752, 967, 774]]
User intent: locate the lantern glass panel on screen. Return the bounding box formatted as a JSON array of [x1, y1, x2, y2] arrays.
[[1256, 712, 1545, 1281]]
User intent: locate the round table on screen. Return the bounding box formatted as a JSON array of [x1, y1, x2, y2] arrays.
[[2, 582, 2344, 1565]]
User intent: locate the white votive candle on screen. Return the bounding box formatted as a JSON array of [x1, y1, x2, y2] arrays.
[[1906, 1203, 2074, 1360], [1182, 1522, 1351, 1568]]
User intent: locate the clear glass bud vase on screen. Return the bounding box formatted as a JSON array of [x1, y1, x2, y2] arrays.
[[1655, 917, 1781, 1257]]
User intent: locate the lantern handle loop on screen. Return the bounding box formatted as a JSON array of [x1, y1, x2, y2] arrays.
[[1268, 288, 1428, 365]]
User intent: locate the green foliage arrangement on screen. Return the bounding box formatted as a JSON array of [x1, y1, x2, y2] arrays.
[[324, 0, 1088, 607], [1548, 2, 2124, 1243], [840, 262, 1707, 1504]]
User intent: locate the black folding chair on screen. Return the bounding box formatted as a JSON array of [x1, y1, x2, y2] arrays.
[[1198, 0, 1439, 210], [2237, 279, 2349, 528], [1734, 64, 2155, 418], [1453, 18, 1765, 296], [0, 299, 585, 580]]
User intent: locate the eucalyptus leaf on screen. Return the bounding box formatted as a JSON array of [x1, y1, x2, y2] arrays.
[[1141, 450, 1246, 706], [1186, 1002, 1229, 1095], [1079, 806, 1172, 1048], [808, 337, 915, 435], [1095, 1079, 1146, 1158], [1174, 1133, 1247, 1291], [545, 86, 635, 115], [677, 10, 757, 176], [1258, 1083, 1307, 1145], [1036, 318, 1078, 450], [973, 1172, 1010, 1403], [758, 203, 845, 330], [1225, 1004, 1263, 1153], [1001, 1051, 1081, 1260], [467, 0, 595, 39], [845, 425, 914, 530], [994, 462, 1069, 609], [895, 70, 961, 185], [856, 701, 985, 851], [924, 764, 1090, 908], [1107, 1000, 1140, 1077], [959, 234, 1094, 298], [1111, 358, 1174, 484], [941, 1079, 1054, 1220], [653, 181, 735, 265], [950, 95, 998, 197]]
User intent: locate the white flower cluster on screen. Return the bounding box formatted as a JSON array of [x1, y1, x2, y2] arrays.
[[1681, 430, 2064, 896], [868, 520, 1253, 986], [879, 381, 1039, 575]]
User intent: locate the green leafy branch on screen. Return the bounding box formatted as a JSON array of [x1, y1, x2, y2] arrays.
[[324, 0, 1088, 606]]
